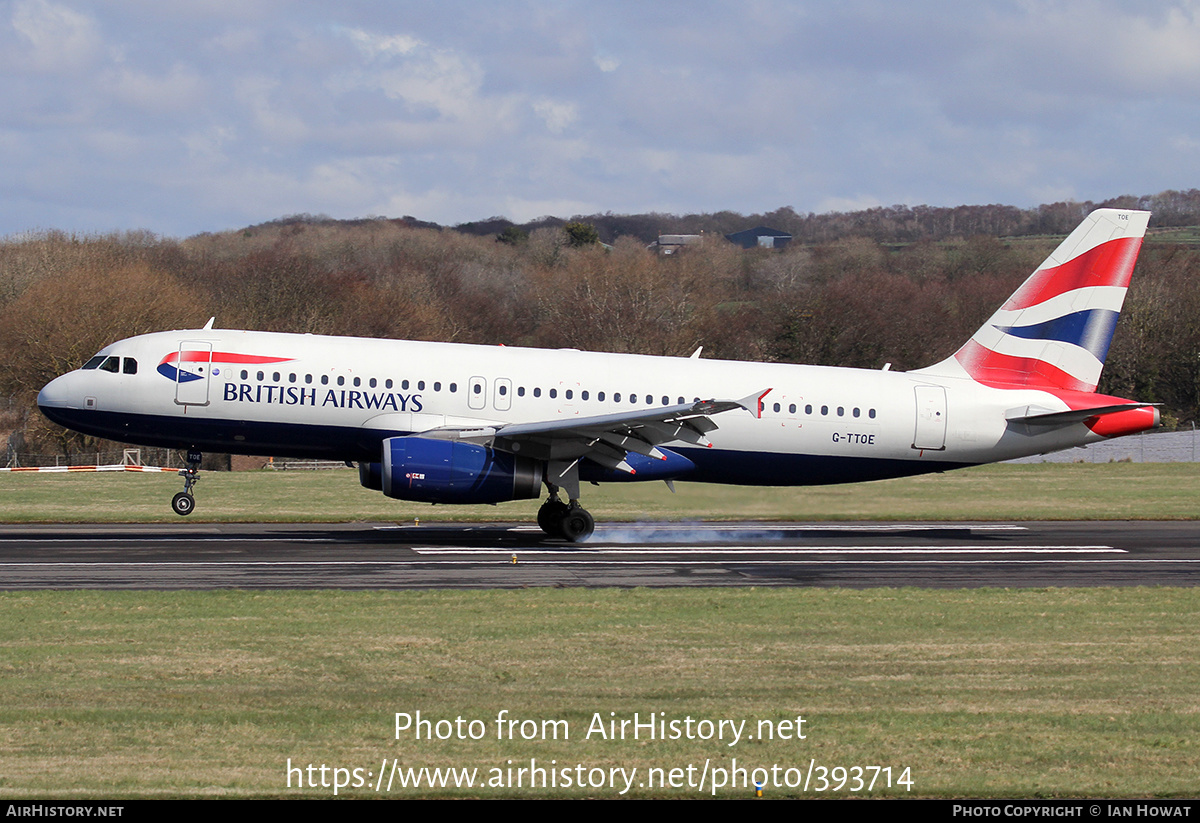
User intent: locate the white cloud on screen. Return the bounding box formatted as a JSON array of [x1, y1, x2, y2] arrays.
[[532, 98, 578, 134], [341, 27, 423, 60], [11, 0, 104, 72], [594, 52, 619, 72]]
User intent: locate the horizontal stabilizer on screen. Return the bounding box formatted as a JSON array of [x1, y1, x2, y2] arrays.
[[1006, 402, 1161, 426]]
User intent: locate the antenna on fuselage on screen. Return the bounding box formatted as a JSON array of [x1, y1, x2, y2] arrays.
[[203, 317, 215, 330]]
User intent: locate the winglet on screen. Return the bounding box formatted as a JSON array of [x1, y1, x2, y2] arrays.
[[737, 388, 772, 419]]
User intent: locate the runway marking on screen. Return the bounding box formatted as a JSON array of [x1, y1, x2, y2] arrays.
[[375, 524, 1031, 535], [412, 546, 1122, 555], [5, 559, 1200, 569]]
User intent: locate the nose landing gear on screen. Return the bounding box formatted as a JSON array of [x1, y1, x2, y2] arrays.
[[171, 450, 202, 516]]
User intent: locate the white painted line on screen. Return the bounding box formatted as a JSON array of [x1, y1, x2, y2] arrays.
[[376, 523, 1031, 533], [510, 524, 1031, 533], [412, 546, 1122, 555], [4, 558, 1198, 569]]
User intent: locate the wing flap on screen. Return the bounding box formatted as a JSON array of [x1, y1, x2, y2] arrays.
[[417, 391, 768, 482]]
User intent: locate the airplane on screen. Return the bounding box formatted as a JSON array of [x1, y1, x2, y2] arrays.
[[37, 208, 1160, 541]]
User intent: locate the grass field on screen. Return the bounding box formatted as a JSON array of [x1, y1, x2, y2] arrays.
[[1, 461, 1198, 523], [1, 462, 1198, 798], [1, 587, 1198, 798]]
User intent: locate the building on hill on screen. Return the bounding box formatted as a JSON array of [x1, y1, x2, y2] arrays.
[[725, 226, 792, 249]]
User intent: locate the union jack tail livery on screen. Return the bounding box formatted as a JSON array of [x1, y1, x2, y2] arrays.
[[923, 208, 1150, 393]]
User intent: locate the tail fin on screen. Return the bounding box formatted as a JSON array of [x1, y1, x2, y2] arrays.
[[917, 208, 1150, 392]]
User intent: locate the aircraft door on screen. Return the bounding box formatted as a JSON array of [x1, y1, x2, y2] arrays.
[[494, 378, 512, 411], [912, 385, 947, 450], [174, 341, 213, 406], [468, 376, 487, 411]]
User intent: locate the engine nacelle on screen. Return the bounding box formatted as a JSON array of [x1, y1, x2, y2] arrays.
[[376, 436, 542, 504]]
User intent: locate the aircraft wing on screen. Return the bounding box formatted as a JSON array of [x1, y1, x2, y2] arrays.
[[420, 389, 770, 475]]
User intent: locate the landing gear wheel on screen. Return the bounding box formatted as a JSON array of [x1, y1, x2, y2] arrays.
[[173, 450, 202, 516], [558, 507, 595, 543], [537, 498, 570, 538]]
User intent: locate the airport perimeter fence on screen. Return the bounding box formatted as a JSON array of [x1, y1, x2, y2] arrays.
[[1007, 425, 1200, 463], [3, 447, 185, 469]]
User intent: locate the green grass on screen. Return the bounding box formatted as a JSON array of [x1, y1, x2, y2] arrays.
[[0, 462, 1197, 522], [3, 464, 1198, 798], [0, 588, 1197, 798]]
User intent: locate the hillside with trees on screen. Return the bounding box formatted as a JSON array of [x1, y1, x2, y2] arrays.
[[3, 191, 1199, 460]]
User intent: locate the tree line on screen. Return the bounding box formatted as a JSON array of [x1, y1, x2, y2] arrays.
[[2, 195, 1198, 456]]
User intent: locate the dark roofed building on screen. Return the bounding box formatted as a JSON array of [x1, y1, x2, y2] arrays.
[[725, 226, 792, 250]]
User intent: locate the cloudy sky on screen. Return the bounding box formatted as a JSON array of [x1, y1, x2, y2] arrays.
[[2, 0, 1198, 237]]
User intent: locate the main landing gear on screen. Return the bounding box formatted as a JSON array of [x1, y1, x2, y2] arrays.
[[171, 450, 203, 516], [537, 486, 595, 543]]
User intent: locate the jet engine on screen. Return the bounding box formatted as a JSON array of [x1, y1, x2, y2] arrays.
[[360, 436, 542, 504]]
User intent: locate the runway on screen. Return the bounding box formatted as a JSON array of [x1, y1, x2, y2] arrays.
[[1, 520, 1198, 589]]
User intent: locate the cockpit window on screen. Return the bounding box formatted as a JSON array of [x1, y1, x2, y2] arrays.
[[123, 358, 137, 375], [82, 356, 105, 370], [99, 356, 120, 373]]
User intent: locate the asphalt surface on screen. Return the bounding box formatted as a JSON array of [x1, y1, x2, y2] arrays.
[[1, 520, 1198, 589]]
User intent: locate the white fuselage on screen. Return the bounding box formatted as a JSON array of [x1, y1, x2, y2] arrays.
[[37, 328, 1124, 486]]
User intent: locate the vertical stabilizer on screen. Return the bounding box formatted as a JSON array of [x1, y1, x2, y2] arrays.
[[916, 209, 1150, 392]]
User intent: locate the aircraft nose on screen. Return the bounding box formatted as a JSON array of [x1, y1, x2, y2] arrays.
[[37, 371, 90, 429], [38, 373, 77, 410]]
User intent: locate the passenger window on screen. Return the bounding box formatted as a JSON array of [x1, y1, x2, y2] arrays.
[[305, 374, 313, 384], [384, 378, 392, 389], [418, 381, 425, 390], [257, 371, 265, 381], [853, 408, 860, 418], [449, 383, 457, 393], [565, 389, 572, 399], [321, 375, 329, 385], [402, 380, 409, 390], [288, 373, 296, 383], [821, 405, 828, 415], [789, 404, 796, 414], [337, 376, 345, 386], [434, 382, 441, 391], [473, 383, 481, 394], [598, 391, 606, 402], [518, 387, 525, 397], [837, 406, 844, 416], [123, 358, 137, 375], [499, 385, 507, 396], [582, 390, 589, 401], [241, 370, 249, 380], [533, 388, 541, 398], [369, 378, 377, 388], [614, 393, 621, 402], [549, 388, 557, 399], [273, 372, 280, 382], [773, 402, 781, 413], [869, 409, 877, 419], [352, 377, 360, 387]]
